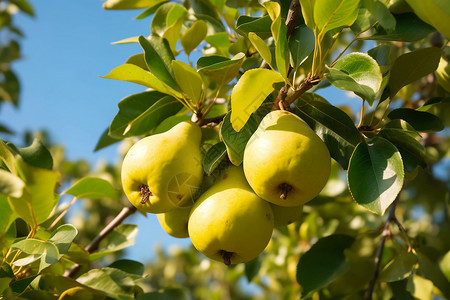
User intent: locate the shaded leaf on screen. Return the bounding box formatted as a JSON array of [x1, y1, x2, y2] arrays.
[[389, 47, 442, 98], [109, 259, 145, 276], [236, 15, 272, 39], [387, 108, 444, 132], [362, 0, 396, 30], [297, 234, 355, 297], [64, 177, 119, 200], [405, 0, 450, 39], [289, 25, 315, 69], [203, 142, 227, 175], [14, 138, 53, 170], [230, 69, 284, 132], [0, 169, 24, 198], [197, 53, 245, 87], [380, 250, 417, 282], [347, 136, 404, 215], [90, 224, 138, 261], [136, 288, 189, 300], [245, 256, 261, 282], [94, 128, 121, 152]]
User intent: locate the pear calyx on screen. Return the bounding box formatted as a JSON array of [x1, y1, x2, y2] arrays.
[[279, 183, 293, 200], [219, 250, 233, 266], [139, 184, 152, 204]]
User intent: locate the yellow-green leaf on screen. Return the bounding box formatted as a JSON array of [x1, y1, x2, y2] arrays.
[[314, 0, 360, 35], [248, 32, 272, 67], [405, 0, 450, 39], [230, 69, 284, 132], [172, 60, 203, 105], [103, 0, 166, 10], [181, 20, 207, 55]]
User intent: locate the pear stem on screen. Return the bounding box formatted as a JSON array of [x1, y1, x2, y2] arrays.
[[220, 250, 233, 266], [279, 183, 293, 200], [139, 184, 152, 204]]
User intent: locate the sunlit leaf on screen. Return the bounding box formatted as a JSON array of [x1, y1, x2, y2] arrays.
[[314, 0, 360, 35], [90, 224, 138, 261], [103, 0, 166, 10], [197, 53, 245, 87], [64, 177, 119, 200], [0, 169, 24, 198], [230, 69, 284, 132], [248, 32, 272, 66], [181, 20, 207, 55], [300, 0, 316, 29], [362, 0, 395, 30], [405, 0, 450, 39], [172, 60, 203, 105]]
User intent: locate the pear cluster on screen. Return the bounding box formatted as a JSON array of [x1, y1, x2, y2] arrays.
[[121, 111, 331, 265]]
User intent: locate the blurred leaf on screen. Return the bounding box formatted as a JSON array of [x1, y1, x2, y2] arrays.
[[197, 52, 245, 86], [387, 108, 444, 132], [10, 0, 34, 16], [379, 250, 417, 282], [102, 64, 182, 99], [248, 32, 272, 66], [103, 0, 166, 9], [0, 195, 16, 243], [125, 53, 148, 71], [9, 275, 38, 293], [314, 0, 360, 35], [12, 239, 59, 272], [76, 267, 141, 300], [293, 95, 363, 169], [440, 251, 450, 281], [230, 69, 284, 132], [0, 123, 13, 135], [417, 249, 450, 299], [108, 259, 145, 276], [407, 275, 434, 300], [221, 112, 258, 165], [245, 256, 261, 282], [236, 15, 272, 39], [203, 142, 227, 175], [135, 2, 167, 19], [48, 224, 78, 257], [297, 234, 355, 297], [65, 243, 90, 265], [181, 20, 207, 55], [90, 224, 138, 261], [136, 288, 189, 300], [14, 138, 53, 170], [405, 0, 450, 39], [0, 139, 16, 173], [0, 169, 24, 198], [172, 60, 203, 105], [205, 32, 230, 57], [367, 44, 392, 72], [151, 3, 186, 37], [0, 70, 20, 107], [58, 286, 106, 300], [347, 136, 404, 215], [362, 0, 396, 30], [64, 177, 120, 200], [351, 7, 376, 34], [289, 25, 315, 69], [109, 91, 183, 138], [364, 13, 435, 41], [326, 52, 382, 104], [94, 127, 121, 152], [389, 47, 442, 98]]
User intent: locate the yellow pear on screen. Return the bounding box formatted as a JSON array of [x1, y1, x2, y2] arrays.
[[243, 110, 331, 207], [157, 206, 191, 238], [121, 121, 203, 213], [270, 203, 303, 227], [188, 166, 274, 265]]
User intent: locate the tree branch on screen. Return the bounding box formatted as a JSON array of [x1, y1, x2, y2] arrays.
[[365, 199, 399, 300], [64, 205, 137, 278]]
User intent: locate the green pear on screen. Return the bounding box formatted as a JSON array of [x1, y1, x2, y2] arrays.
[[243, 110, 331, 207], [121, 121, 203, 213], [188, 166, 274, 265], [157, 206, 191, 238], [270, 203, 303, 227]]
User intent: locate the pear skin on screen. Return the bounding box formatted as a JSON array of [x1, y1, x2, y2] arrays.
[[244, 110, 331, 207], [121, 121, 203, 213], [157, 206, 191, 238], [188, 166, 274, 265]]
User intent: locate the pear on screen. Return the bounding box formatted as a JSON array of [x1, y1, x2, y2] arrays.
[[270, 203, 303, 227], [188, 166, 274, 265], [121, 121, 203, 213], [243, 110, 331, 207], [157, 206, 191, 238]]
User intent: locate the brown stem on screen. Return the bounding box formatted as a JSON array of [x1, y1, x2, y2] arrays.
[[279, 183, 293, 200], [64, 205, 137, 278], [139, 184, 151, 204], [199, 113, 226, 126], [220, 250, 233, 266], [272, 86, 288, 111], [283, 75, 318, 108], [365, 199, 399, 300]]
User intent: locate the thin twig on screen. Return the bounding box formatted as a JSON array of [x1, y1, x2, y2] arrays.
[[64, 205, 137, 278], [365, 200, 398, 300]]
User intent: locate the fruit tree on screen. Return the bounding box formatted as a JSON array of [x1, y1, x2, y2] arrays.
[[1, 0, 450, 299]]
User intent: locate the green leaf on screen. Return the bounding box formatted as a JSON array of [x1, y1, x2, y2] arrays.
[[109, 91, 183, 138], [221, 112, 258, 166], [9, 158, 59, 225], [245, 256, 261, 283], [326, 52, 382, 104], [49, 224, 78, 257], [94, 128, 121, 152], [367, 44, 393, 72], [90, 224, 138, 261], [197, 53, 245, 87], [138, 35, 178, 89], [293, 94, 363, 169], [365, 13, 435, 42], [9, 275, 38, 294], [300, 0, 316, 29], [417, 249, 450, 299], [271, 14, 289, 79], [236, 15, 272, 39], [172, 61, 203, 105], [151, 3, 186, 37], [205, 32, 230, 57], [12, 239, 59, 272], [405, 0, 450, 39], [348, 136, 404, 215], [14, 139, 53, 170], [297, 234, 355, 297], [108, 259, 145, 276], [64, 177, 119, 200], [248, 32, 272, 67], [387, 108, 444, 132], [10, 0, 34, 16], [181, 20, 207, 55], [289, 25, 315, 69], [0, 195, 16, 241], [136, 2, 167, 19], [389, 47, 442, 98], [379, 250, 417, 282], [0, 139, 16, 173], [314, 0, 360, 35], [362, 0, 396, 30], [0, 169, 24, 198], [102, 63, 183, 98], [136, 288, 189, 300], [76, 267, 141, 300], [440, 251, 450, 281], [203, 142, 227, 175], [103, 0, 166, 10], [230, 69, 284, 132], [351, 7, 375, 34]]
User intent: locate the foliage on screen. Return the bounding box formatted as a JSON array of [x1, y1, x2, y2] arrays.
[[1, 0, 450, 299]]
